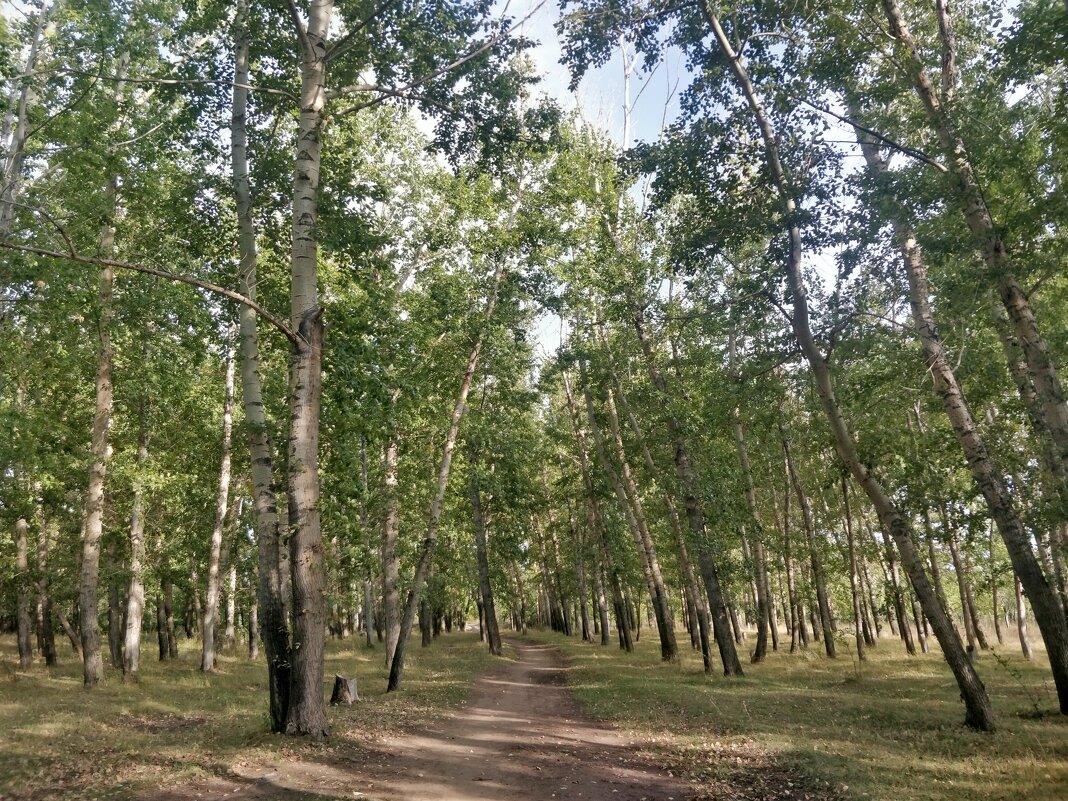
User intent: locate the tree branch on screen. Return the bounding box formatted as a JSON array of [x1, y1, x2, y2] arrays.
[[0, 241, 300, 344], [801, 99, 948, 173]]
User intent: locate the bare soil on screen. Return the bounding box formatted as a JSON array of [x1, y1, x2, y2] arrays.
[[149, 639, 696, 801]]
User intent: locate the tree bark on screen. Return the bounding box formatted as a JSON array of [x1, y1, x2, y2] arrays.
[[469, 443, 502, 656], [855, 112, 1068, 709], [16, 518, 33, 669], [231, 0, 290, 732], [123, 396, 150, 680], [202, 347, 236, 672], [697, 0, 993, 728], [282, 0, 335, 739]]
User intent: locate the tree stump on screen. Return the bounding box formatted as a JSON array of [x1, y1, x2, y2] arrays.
[[330, 674, 359, 705]]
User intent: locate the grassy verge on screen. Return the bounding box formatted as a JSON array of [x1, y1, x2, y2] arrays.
[[526, 629, 1068, 801], [0, 631, 491, 801]]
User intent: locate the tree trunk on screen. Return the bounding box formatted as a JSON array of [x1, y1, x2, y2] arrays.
[[580, 373, 677, 662], [57, 606, 80, 655], [156, 593, 168, 660], [16, 518, 33, 669], [698, 0, 993, 729], [36, 520, 56, 666], [107, 542, 123, 669], [387, 265, 503, 692], [631, 307, 742, 675], [881, 0, 1068, 499], [230, 0, 290, 731], [842, 478, 865, 661], [469, 444, 502, 656], [781, 423, 836, 657], [381, 414, 401, 669], [123, 397, 150, 680], [1016, 574, 1033, 660], [856, 112, 1068, 710], [732, 407, 771, 663], [565, 497, 593, 642], [202, 347, 236, 672]]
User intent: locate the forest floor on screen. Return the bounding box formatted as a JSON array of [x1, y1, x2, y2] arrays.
[[533, 627, 1068, 801], [2, 628, 1068, 801]]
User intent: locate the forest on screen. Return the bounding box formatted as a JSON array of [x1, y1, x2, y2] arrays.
[[1, 0, 1067, 799]]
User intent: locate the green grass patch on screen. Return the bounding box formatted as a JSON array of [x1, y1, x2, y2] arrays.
[[526, 629, 1068, 801], [0, 631, 491, 801]]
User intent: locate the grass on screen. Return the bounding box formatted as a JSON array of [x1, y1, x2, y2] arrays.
[[525, 627, 1068, 801], [0, 631, 491, 801]]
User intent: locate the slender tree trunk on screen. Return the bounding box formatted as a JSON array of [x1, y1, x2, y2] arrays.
[[381, 410, 401, 668], [224, 561, 238, 651], [781, 424, 836, 657], [388, 266, 503, 692], [16, 518, 33, 669], [123, 397, 150, 680], [469, 444, 502, 656], [732, 401, 770, 663], [202, 347, 236, 672], [698, 0, 993, 728], [230, 0, 289, 731], [36, 520, 56, 665], [156, 593, 168, 660], [1016, 574, 1033, 660], [580, 372, 677, 662], [0, 1, 54, 236], [842, 478, 865, 661], [631, 307, 742, 675]]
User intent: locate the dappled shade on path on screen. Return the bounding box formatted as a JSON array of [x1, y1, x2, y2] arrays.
[[149, 640, 694, 801]]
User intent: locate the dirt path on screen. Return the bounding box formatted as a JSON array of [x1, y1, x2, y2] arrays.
[[152, 639, 694, 801]]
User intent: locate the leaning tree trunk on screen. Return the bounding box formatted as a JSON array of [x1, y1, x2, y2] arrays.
[[387, 265, 503, 692], [230, 0, 289, 732], [600, 333, 711, 669], [580, 371, 677, 662], [780, 423, 836, 657], [698, 0, 993, 729], [631, 307, 742, 675], [202, 347, 236, 672], [854, 114, 1068, 711], [123, 397, 150, 680], [1016, 574, 1033, 660], [880, 0, 1068, 498]]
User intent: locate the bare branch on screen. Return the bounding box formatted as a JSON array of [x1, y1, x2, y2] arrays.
[[801, 99, 948, 173]]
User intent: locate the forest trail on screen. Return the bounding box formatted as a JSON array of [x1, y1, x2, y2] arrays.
[[151, 639, 694, 801]]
